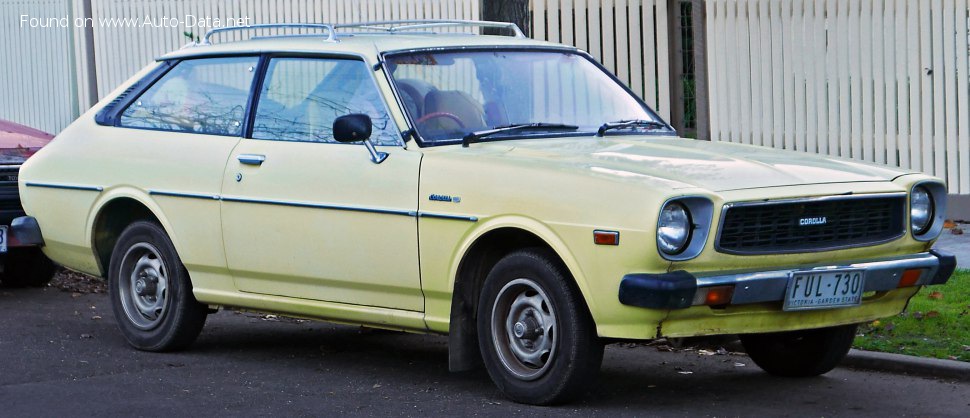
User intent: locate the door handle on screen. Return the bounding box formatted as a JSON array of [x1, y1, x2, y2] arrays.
[[238, 154, 266, 166]]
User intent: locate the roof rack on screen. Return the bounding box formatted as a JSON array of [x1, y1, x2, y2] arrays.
[[334, 20, 526, 38], [202, 23, 336, 45], [197, 19, 525, 46]]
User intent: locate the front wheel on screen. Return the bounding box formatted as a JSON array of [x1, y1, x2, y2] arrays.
[[477, 249, 603, 405], [109, 221, 207, 351], [740, 324, 858, 377]]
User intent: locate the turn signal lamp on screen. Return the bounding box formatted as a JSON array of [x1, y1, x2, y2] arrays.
[[693, 285, 735, 307], [897, 269, 923, 288]]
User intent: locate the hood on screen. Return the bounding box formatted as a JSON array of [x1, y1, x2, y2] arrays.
[[469, 136, 912, 192], [0, 119, 54, 164]]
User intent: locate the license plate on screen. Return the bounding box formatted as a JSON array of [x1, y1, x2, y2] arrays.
[[0, 225, 6, 253], [783, 269, 865, 311]]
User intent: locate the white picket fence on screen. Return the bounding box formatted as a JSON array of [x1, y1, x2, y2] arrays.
[[531, 0, 672, 120], [707, 0, 970, 194]]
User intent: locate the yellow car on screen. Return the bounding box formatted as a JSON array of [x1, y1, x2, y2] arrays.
[[16, 21, 956, 405]]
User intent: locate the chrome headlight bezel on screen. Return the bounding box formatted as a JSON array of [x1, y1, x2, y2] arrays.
[[910, 181, 947, 241], [657, 197, 715, 261]]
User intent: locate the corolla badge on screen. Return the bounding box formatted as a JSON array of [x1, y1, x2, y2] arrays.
[[799, 216, 827, 226], [429, 194, 461, 203]]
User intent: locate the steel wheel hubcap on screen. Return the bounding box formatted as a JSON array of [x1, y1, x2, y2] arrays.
[[118, 243, 169, 330], [491, 278, 557, 381]]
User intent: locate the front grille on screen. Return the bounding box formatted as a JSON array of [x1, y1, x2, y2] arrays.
[[0, 165, 23, 212], [716, 195, 906, 254]]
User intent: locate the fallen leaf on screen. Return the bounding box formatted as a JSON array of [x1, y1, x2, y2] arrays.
[[734, 362, 746, 367], [697, 349, 716, 356], [90, 315, 102, 320], [926, 310, 940, 318], [951, 228, 965, 235], [928, 291, 944, 300], [944, 220, 957, 228], [372, 383, 382, 389], [678, 371, 693, 375], [871, 320, 882, 327]]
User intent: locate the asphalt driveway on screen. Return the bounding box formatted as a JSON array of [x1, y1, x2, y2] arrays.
[[2, 284, 968, 417]]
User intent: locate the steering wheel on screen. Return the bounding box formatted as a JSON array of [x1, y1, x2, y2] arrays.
[[416, 112, 466, 129]]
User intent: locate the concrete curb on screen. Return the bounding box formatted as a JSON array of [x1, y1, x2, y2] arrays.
[[842, 349, 970, 382]]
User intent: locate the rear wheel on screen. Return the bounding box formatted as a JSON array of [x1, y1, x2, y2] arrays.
[[477, 249, 603, 405], [740, 324, 858, 377], [0, 248, 57, 287], [109, 221, 207, 351]]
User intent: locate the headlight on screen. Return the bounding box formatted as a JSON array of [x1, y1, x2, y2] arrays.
[[910, 186, 934, 234], [658, 202, 691, 254]]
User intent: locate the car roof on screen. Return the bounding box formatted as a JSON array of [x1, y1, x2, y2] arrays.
[[158, 22, 571, 61]]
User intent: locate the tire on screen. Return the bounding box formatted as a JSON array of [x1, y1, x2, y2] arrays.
[[0, 248, 57, 287], [477, 249, 603, 405], [108, 221, 207, 351], [740, 324, 858, 377]]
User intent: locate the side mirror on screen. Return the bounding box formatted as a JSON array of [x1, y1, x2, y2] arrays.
[[332, 113, 387, 164], [333, 113, 372, 143]]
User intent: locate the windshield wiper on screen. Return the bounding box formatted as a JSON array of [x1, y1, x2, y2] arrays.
[[597, 119, 668, 136], [462, 123, 579, 147]]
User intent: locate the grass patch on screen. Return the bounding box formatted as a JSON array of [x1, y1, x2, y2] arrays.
[[854, 269, 970, 361]]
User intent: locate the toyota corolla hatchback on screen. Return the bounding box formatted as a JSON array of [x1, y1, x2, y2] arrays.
[[17, 20, 955, 404]]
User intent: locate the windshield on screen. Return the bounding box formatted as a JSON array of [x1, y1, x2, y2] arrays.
[[385, 49, 669, 145]]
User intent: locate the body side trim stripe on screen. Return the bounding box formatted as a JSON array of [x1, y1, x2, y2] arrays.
[[417, 212, 479, 222], [147, 190, 478, 222], [24, 182, 104, 192], [149, 190, 220, 200], [220, 195, 416, 217]]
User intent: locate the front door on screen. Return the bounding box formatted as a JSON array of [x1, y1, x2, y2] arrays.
[[220, 56, 423, 311]]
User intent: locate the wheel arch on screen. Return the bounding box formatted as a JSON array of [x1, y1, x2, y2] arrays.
[[446, 220, 596, 372], [88, 190, 173, 277]]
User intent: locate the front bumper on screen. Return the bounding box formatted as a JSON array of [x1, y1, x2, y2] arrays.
[[619, 250, 956, 310]]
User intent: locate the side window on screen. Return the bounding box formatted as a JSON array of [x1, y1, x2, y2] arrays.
[[252, 58, 400, 146], [120, 57, 258, 136]]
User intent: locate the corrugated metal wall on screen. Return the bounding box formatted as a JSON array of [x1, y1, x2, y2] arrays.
[[89, 0, 481, 99], [0, 0, 86, 134], [0, 0, 481, 134], [707, 0, 970, 194]]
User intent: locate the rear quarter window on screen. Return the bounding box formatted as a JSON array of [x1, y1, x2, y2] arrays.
[[120, 57, 258, 136]]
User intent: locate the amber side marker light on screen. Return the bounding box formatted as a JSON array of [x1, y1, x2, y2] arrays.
[[897, 269, 924, 288], [593, 230, 620, 245], [693, 285, 735, 307]]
